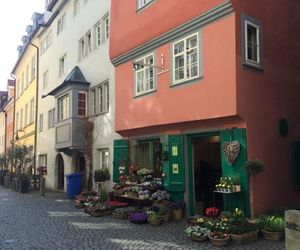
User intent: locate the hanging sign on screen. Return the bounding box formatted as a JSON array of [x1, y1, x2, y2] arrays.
[[223, 140, 240, 165]]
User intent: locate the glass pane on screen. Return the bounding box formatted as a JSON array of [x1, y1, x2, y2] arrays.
[[247, 24, 258, 62], [175, 55, 184, 81], [186, 48, 198, 78], [136, 71, 144, 93], [174, 41, 184, 54], [187, 35, 197, 49]]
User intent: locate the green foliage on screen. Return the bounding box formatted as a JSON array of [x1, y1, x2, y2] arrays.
[[99, 188, 109, 203], [231, 208, 245, 222], [244, 159, 265, 176], [230, 220, 258, 235], [6, 145, 33, 173], [257, 215, 285, 232], [94, 168, 110, 182]]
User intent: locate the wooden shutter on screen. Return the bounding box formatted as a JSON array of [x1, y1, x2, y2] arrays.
[[113, 139, 129, 183]]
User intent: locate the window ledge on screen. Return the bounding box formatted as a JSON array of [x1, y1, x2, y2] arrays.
[[170, 76, 203, 89], [134, 89, 157, 99], [242, 61, 264, 71]]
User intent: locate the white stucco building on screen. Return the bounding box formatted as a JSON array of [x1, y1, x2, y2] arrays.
[[36, 0, 120, 190]]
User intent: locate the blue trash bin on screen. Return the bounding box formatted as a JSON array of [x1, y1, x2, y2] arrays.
[[65, 172, 84, 198]]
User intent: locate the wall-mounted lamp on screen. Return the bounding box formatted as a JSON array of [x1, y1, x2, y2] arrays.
[[132, 53, 165, 71]]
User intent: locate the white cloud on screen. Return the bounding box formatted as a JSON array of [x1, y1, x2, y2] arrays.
[[0, 0, 45, 90]]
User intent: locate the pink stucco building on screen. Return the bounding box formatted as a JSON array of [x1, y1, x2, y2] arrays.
[[110, 0, 300, 216]]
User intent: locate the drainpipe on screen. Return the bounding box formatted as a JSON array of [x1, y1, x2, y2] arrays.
[[4, 111, 7, 170], [30, 42, 39, 175], [10, 74, 16, 173]]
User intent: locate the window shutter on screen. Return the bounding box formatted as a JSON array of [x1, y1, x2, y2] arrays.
[[113, 139, 129, 183], [220, 128, 249, 216], [165, 135, 185, 201], [292, 140, 300, 191]]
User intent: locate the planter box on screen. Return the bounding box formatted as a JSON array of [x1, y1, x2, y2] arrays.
[[262, 230, 284, 241], [231, 231, 258, 244], [189, 235, 207, 242]]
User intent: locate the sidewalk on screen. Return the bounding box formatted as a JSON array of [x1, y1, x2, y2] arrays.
[[0, 187, 285, 249]]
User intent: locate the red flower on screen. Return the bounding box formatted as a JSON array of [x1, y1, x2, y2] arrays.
[[205, 207, 220, 217]]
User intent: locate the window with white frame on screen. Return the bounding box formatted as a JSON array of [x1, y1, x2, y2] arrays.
[[73, 0, 80, 16], [31, 55, 36, 80], [137, 0, 153, 10], [104, 15, 109, 40], [48, 108, 55, 128], [94, 22, 101, 48], [99, 149, 109, 169], [173, 33, 199, 85], [25, 103, 28, 127], [21, 72, 24, 93], [79, 37, 85, 59], [29, 98, 35, 124], [20, 108, 23, 129], [78, 92, 87, 116], [243, 15, 262, 68], [43, 71, 49, 90], [59, 54, 67, 76], [26, 65, 29, 86], [39, 114, 43, 132], [57, 13, 66, 35], [58, 94, 69, 121], [78, 31, 92, 60], [86, 31, 92, 54], [38, 154, 47, 170], [89, 81, 109, 115], [41, 31, 52, 54], [135, 53, 154, 96]]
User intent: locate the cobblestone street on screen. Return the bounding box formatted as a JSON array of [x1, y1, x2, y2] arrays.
[[0, 187, 285, 250]]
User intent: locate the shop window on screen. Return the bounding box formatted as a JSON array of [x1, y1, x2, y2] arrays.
[[136, 140, 162, 177], [99, 149, 109, 169]]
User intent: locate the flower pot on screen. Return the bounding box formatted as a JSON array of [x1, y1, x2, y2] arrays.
[[172, 208, 183, 221], [148, 217, 163, 226], [138, 194, 145, 199], [231, 231, 258, 244], [208, 234, 230, 247], [261, 230, 284, 241], [160, 213, 170, 223], [128, 192, 138, 198]]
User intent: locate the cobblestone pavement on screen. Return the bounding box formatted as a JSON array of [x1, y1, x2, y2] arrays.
[[0, 187, 285, 250]]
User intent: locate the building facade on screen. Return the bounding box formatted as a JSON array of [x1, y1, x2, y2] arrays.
[[37, 0, 120, 190], [110, 0, 300, 216], [12, 13, 42, 173], [0, 90, 8, 156]]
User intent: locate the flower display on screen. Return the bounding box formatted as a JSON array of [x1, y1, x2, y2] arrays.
[[150, 190, 170, 201], [128, 211, 148, 224], [105, 200, 128, 208], [185, 225, 209, 238], [137, 168, 153, 176], [205, 207, 220, 217]]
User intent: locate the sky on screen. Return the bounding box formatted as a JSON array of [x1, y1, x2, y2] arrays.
[[0, 0, 45, 91]]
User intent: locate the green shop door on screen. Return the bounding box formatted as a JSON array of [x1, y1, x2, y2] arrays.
[[220, 128, 250, 216], [162, 135, 185, 201], [113, 139, 129, 183]]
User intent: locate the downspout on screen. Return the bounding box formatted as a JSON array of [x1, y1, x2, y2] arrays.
[[30, 42, 39, 175], [10, 74, 16, 173], [4, 111, 7, 169]]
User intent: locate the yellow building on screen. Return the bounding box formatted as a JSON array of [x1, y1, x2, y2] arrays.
[[11, 13, 43, 173]]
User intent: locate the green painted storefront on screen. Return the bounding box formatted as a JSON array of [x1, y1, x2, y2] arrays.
[[113, 128, 250, 217]]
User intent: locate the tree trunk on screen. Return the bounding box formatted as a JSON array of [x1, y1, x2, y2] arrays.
[[249, 175, 254, 219]]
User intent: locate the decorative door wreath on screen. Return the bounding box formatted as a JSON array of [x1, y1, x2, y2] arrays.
[[223, 140, 240, 165]]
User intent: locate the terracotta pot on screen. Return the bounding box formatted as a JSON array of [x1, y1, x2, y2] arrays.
[[261, 230, 284, 241], [231, 231, 258, 244], [172, 209, 183, 221], [208, 234, 230, 247]]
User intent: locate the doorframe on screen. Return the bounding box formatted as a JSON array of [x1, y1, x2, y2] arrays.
[[186, 131, 220, 216]]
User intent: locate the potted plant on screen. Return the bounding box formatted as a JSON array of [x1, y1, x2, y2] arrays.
[[147, 212, 163, 226], [94, 168, 110, 182], [230, 209, 258, 244], [185, 225, 209, 242], [244, 159, 264, 218], [258, 215, 285, 241], [128, 211, 148, 224], [158, 206, 170, 223], [205, 207, 220, 218], [169, 201, 185, 221], [208, 221, 231, 247], [128, 186, 140, 198], [151, 190, 170, 206]]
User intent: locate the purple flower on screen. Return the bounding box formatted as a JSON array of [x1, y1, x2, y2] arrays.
[[128, 211, 148, 224]]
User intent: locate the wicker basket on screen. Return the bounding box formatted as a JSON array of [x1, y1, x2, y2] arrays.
[[160, 214, 170, 223], [112, 212, 129, 220]]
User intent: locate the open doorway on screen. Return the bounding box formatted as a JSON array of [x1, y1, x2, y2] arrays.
[[56, 154, 64, 190], [192, 136, 222, 215]]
